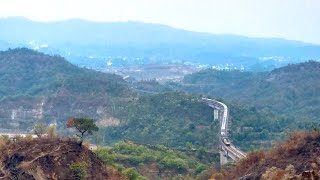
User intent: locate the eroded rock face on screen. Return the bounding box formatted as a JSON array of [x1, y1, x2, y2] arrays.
[[0, 95, 122, 132]]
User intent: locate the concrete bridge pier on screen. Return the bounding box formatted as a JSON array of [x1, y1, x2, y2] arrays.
[[214, 109, 219, 120], [220, 147, 229, 165]]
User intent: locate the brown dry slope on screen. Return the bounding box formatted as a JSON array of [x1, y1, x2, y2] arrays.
[[211, 132, 320, 179], [0, 138, 124, 180]]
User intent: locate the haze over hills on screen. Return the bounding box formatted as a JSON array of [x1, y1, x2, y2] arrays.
[[1, 17, 320, 72]]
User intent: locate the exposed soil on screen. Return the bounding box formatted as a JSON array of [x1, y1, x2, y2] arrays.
[[211, 132, 320, 179], [0, 138, 124, 180]]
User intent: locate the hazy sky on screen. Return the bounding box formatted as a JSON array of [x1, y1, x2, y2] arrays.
[[0, 0, 319, 44]]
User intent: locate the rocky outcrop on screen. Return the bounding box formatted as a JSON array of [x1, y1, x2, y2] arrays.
[[0, 95, 123, 132], [0, 138, 124, 180]]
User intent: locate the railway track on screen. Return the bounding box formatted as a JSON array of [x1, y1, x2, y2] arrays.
[[202, 97, 246, 160]]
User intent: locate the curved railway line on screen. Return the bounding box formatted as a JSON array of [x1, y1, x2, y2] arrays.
[[202, 97, 246, 161]]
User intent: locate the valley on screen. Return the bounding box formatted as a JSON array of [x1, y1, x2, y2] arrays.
[[0, 17, 319, 179]]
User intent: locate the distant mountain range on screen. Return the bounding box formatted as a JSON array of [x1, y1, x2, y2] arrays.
[[1, 17, 320, 71]]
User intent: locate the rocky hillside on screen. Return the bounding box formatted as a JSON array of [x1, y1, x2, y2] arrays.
[[0, 138, 124, 179], [210, 131, 320, 179], [0, 48, 133, 132]]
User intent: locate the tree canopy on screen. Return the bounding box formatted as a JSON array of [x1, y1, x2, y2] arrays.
[[67, 118, 99, 146]]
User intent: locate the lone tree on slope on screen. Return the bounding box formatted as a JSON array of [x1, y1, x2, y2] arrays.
[[67, 118, 99, 146], [33, 123, 46, 138]]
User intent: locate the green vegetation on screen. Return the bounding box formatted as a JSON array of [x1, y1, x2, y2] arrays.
[[95, 141, 209, 179], [122, 168, 147, 180], [33, 123, 46, 138], [0, 49, 221, 155], [227, 103, 288, 150], [0, 135, 9, 141], [47, 124, 57, 138], [167, 61, 320, 149], [67, 118, 99, 146], [178, 61, 320, 123], [3, 48, 319, 172], [0, 48, 132, 98], [69, 161, 88, 180], [0, 48, 133, 131], [97, 92, 220, 150]]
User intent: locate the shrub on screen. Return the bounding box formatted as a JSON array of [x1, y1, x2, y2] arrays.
[[0, 135, 9, 141], [33, 123, 46, 138], [195, 164, 208, 175], [13, 135, 23, 142], [95, 148, 116, 164], [159, 156, 188, 171], [113, 163, 125, 172], [122, 168, 140, 180], [262, 165, 296, 180], [25, 134, 33, 141], [69, 161, 88, 180], [128, 156, 144, 164], [47, 124, 57, 139]]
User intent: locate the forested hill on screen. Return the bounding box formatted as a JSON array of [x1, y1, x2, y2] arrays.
[[0, 48, 131, 97], [0, 48, 133, 132], [178, 60, 320, 124], [0, 49, 220, 153]]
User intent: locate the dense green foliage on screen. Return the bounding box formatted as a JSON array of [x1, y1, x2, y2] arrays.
[[4, 48, 318, 159], [97, 92, 220, 150], [0, 48, 131, 98], [0, 49, 221, 154], [227, 103, 289, 150], [173, 61, 320, 132], [0, 48, 133, 131], [95, 141, 208, 179]]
